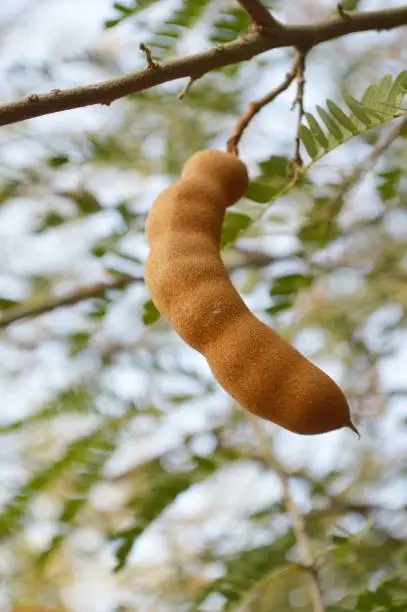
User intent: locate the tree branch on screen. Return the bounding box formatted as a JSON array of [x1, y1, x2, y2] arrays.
[[0, 276, 139, 328], [0, 6, 406, 127], [0, 250, 278, 328], [279, 471, 326, 612], [251, 418, 326, 612], [326, 116, 407, 211], [227, 53, 301, 155], [236, 0, 281, 29]]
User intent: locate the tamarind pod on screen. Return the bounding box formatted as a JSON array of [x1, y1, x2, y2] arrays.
[[145, 150, 358, 436]]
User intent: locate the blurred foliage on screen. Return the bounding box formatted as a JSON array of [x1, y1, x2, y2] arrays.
[[0, 1, 406, 611]]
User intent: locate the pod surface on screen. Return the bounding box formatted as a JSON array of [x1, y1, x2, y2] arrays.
[[145, 150, 357, 435]]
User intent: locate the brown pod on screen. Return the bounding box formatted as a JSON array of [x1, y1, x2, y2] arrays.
[[145, 150, 358, 436]]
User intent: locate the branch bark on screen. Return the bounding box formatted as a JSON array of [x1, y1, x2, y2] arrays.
[[0, 6, 406, 127], [0, 250, 277, 328], [0, 276, 138, 328]]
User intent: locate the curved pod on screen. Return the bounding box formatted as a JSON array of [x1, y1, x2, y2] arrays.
[[145, 150, 357, 435]]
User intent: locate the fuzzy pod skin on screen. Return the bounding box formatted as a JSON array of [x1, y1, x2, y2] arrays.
[[145, 150, 357, 436]]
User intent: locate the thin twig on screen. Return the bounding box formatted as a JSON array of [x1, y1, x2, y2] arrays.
[[292, 50, 307, 168], [236, 0, 281, 29], [0, 276, 139, 328], [227, 53, 301, 155], [328, 116, 407, 209], [0, 6, 407, 127], [251, 418, 326, 612]]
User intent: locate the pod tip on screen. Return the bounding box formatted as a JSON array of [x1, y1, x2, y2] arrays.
[[348, 421, 360, 439]]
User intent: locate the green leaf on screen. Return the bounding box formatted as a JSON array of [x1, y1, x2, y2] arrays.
[[62, 189, 102, 215], [270, 273, 313, 296], [68, 332, 90, 356], [266, 299, 292, 315], [245, 181, 279, 203], [47, 154, 70, 167], [38, 433, 116, 564], [306, 112, 329, 148], [0, 386, 97, 434], [297, 71, 407, 164], [39, 211, 65, 229], [259, 155, 290, 181], [0, 180, 19, 205], [221, 211, 251, 247], [299, 220, 339, 247], [112, 455, 218, 571], [104, 0, 161, 28], [376, 168, 401, 201], [326, 99, 358, 134], [341, 89, 373, 127], [113, 2, 134, 15], [142, 299, 160, 325], [0, 427, 106, 538], [191, 534, 296, 610], [210, 7, 250, 44], [300, 124, 319, 158], [317, 105, 344, 141], [332, 534, 349, 545], [145, 0, 213, 59]]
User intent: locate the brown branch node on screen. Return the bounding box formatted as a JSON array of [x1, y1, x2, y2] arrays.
[[139, 43, 160, 70]]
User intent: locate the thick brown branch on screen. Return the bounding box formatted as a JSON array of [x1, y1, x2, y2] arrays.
[[236, 0, 280, 29], [0, 6, 406, 127], [0, 276, 139, 327]]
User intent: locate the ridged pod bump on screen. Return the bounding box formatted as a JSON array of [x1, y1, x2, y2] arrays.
[[145, 150, 358, 436]]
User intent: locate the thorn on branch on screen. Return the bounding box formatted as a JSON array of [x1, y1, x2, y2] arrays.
[[139, 43, 160, 70]]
